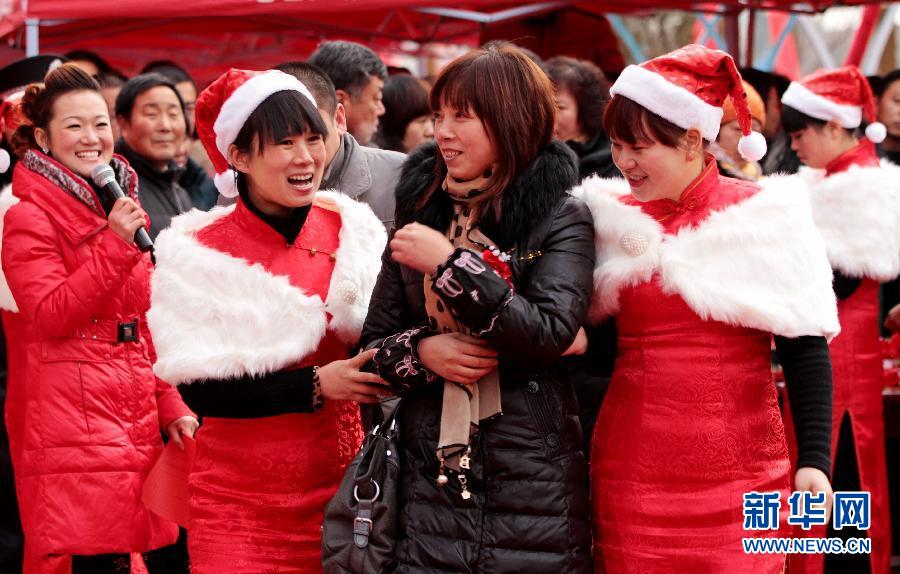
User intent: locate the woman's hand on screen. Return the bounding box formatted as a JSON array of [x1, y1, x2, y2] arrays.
[[165, 415, 199, 450], [390, 222, 454, 275], [562, 327, 588, 356], [795, 466, 834, 521], [418, 333, 498, 385], [318, 348, 390, 404], [108, 197, 148, 246]]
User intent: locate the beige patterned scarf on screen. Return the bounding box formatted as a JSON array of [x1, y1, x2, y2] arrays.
[[424, 172, 503, 473]]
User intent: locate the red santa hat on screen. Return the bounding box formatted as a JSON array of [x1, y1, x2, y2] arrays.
[[781, 66, 886, 143], [195, 68, 317, 198], [609, 44, 767, 161]]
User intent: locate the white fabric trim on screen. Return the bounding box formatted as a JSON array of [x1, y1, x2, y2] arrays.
[[797, 161, 900, 281], [214, 70, 317, 161], [610, 65, 724, 141], [571, 175, 840, 340], [781, 82, 862, 128], [147, 194, 386, 385], [0, 185, 19, 312]]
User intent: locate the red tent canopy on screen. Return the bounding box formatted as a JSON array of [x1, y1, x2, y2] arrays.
[[0, 0, 889, 84]]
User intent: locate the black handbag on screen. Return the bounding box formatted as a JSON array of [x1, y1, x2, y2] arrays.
[[322, 401, 400, 573]]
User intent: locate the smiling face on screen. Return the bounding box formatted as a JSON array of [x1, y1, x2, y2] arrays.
[[230, 130, 327, 217], [119, 85, 185, 169], [434, 103, 498, 181], [35, 90, 114, 179], [611, 136, 694, 202]]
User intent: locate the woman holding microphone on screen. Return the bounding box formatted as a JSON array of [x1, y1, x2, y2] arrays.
[[2, 63, 196, 572]]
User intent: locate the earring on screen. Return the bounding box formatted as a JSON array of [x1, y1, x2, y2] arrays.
[[41, 147, 48, 154]]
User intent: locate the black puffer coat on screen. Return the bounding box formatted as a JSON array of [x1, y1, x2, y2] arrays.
[[360, 142, 595, 574]]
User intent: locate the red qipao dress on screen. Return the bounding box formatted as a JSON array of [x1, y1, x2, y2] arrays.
[[146, 191, 386, 573], [572, 160, 840, 573], [787, 140, 900, 574]]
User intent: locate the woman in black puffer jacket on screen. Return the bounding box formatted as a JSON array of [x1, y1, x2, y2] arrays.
[[359, 43, 595, 574]]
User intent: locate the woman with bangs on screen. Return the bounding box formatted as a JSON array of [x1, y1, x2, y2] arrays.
[[779, 66, 899, 574], [145, 69, 388, 573], [360, 43, 595, 573], [572, 46, 837, 572]]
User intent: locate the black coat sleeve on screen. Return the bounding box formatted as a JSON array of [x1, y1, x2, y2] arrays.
[[430, 198, 596, 369], [774, 335, 833, 477], [178, 367, 318, 419], [832, 269, 862, 301], [360, 237, 441, 394]]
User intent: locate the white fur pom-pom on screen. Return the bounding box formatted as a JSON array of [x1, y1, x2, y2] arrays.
[[213, 169, 239, 198], [865, 122, 887, 144], [0, 149, 9, 174], [738, 131, 767, 162]]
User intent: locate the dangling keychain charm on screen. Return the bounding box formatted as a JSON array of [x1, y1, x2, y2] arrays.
[[437, 455, 449, 486], [458, 473, 471, 500], [459, 447, 471, 470]]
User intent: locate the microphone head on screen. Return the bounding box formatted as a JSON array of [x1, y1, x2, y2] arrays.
[[90, 164, 116, 187]]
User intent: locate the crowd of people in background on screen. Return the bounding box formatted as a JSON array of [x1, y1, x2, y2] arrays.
[[0, 35, 898, 574]]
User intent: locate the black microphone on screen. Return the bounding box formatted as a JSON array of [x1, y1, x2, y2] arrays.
[[91, 164, 153, 253]]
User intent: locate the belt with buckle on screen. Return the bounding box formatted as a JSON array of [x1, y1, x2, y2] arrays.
[[117, 320, 139, 343]]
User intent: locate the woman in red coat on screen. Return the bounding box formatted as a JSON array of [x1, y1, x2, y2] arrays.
[[781, 66, 898, 574], [1, 64, 197, 573], [146, 69, 387, 573], [573, 45, 838, 573]]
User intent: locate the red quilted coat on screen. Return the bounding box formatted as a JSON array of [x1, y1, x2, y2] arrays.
[[0, 150, 193, 562]]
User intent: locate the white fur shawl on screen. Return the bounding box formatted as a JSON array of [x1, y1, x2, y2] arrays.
[[570, 175, 840, 340], [0, 185, 20, 313], [147, 191, 387, 386], [798, 160, 900, 281]]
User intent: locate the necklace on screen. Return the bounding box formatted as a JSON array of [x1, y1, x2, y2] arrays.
[[294, 246, 337, 261]]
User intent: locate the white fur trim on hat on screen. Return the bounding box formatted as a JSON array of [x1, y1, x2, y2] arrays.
[[610, 64, 724, 142], [213, 70, 317, 162], [781, 81, 862, 128]]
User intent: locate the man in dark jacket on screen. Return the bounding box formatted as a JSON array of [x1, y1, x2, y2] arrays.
[[115, 74, 192, 240], [276, 62, 404, 230]]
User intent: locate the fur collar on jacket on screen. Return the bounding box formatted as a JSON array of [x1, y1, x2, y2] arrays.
[[147, 191, 387, 385], [572, 174, 840, 340], [395, 141, 578, 248], [20, 150, 136, 217], [798, 160, 900, 281]]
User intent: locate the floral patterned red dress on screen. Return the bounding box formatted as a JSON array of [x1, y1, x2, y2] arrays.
[[147, 192, 386, 573], [573, 160, 840, 573]]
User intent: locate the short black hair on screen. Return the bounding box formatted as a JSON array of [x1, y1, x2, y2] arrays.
[[374, 74, 430, 152], [274, 61, 337, 115], [882, 69, 900, 96], [115, 73, 185, 120], [96, 71, 127, 89], [233, 90, 327, 154], [140, 60, 195, 89], [739, 67, 791, 102], [64, 50, 115, 76], [781, 105, 827, 134], [308, 41, 387, 99]]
